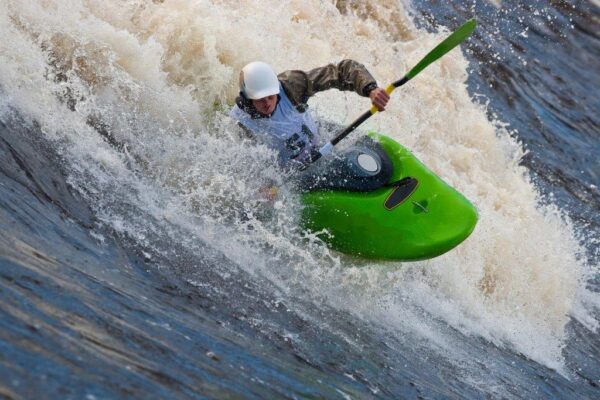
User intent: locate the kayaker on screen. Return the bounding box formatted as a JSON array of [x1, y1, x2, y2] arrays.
[[230, 60, 390, 167]]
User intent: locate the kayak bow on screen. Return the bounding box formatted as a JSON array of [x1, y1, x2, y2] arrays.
[[300, 133, 478, 260]]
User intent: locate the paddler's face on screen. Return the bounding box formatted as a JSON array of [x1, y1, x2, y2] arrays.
[[252, 94, 278, 116]]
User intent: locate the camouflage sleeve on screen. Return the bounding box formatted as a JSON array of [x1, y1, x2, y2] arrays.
[[278, 59, 378, 107]]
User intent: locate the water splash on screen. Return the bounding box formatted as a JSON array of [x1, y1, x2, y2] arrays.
[[0, 0, 596, 375]]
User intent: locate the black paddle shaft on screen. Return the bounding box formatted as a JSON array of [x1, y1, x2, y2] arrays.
[[303, 76, 410, 166], [329, 76, 410, 147]]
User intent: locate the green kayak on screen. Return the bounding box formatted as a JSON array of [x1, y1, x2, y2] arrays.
[[299, 133, 478, 261]]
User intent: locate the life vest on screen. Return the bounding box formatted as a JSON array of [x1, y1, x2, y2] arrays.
[[230, 83, 319, 165]]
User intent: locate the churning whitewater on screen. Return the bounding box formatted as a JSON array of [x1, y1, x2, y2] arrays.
[[1, 0, 599, 399]]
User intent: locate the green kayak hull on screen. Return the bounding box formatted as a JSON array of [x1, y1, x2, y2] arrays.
[[300, 133, 478, 261]]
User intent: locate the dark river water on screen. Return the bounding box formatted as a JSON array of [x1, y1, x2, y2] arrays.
[[1, 1, 599, 399]]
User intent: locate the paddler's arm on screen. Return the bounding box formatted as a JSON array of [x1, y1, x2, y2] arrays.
[[278, 59, 389, 110]]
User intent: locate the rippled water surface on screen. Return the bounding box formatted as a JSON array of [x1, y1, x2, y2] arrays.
[[1, 1, 599, 399]]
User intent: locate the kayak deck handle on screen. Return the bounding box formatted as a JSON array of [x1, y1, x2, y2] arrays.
[[384, 177, 419, 210]]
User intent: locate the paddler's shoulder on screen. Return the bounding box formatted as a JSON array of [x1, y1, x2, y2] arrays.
[[277, 70, 310, 110]]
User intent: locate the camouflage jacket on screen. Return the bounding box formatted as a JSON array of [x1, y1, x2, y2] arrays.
[[277, 59, 378, 112]]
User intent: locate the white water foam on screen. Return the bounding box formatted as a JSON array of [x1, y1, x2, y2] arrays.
[[0, 0, 597, 375]]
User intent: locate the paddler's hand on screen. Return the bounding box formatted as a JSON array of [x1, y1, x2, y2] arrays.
[[369, 87, 390, 111], [258, 185, 279, 202]]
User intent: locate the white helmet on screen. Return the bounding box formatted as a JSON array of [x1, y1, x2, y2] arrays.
[[239, 61, 280, 99]]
